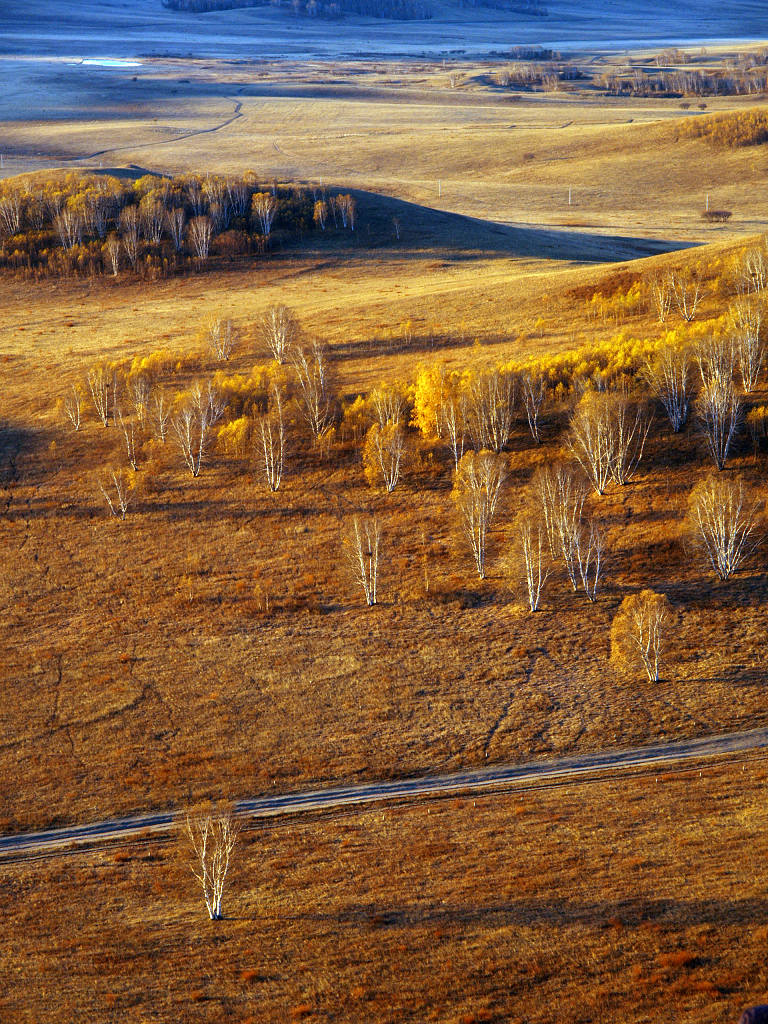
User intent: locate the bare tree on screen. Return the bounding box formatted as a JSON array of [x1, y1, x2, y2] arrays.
[[188, 215, 213, 264], [439, 388, 468, 469], [466, 368, 516, 453], [697, 377, 742, 470], [688, 474, 760, 579], [205, 315, 235, 362], [530, 462, 588, 592], [87, 363, 112, 426], [573, 518, 605, 602], [150, 388, 172, 442], [117, 410, 141, 471], [128, 373, 152, 427], [60, 384, 82, 431], [738, 242, 768, 294], [568, 391, 615, 495], [140, 196, 165, 244], [119, 205, 141, 270], [669, 267, 704, 322], [97, 467, 133, 520], [510, 510, 550, 611], [363, 422, 407, 492], [649, 273, 673, 323], [292, 340, 335, 442], [343, 515, 382, 606], [54, 206, 83, 250], [730, 297, 764, 393], [521, 371, 546, 443], [643, 343, 691, 432], [104, 233, 121, 276], [609, 395, 651, 486], [260, 305, 300, 364], [166, 207, 186, 253], [0, 187, 22, 238], [257, 384, 285, 492], [183, 809, 240, 921], [452, 450, 507, 579], [610, 589, 670, 682], [695, 334, 736, 389], [370, 383, 407, 428], [170, 383, 225, 478]]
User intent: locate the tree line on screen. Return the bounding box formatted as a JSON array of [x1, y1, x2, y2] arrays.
[[0, 171, 358, 281]]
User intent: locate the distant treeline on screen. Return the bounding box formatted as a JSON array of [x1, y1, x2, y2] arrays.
[[0, 171, 358, 282]]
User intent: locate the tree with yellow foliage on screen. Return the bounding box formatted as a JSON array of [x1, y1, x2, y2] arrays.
[[610, 590, 670, 683]]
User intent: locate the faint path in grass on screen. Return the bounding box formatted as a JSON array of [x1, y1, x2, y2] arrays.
[[2, 725, 768, 858], [78, 100, 244, 163]]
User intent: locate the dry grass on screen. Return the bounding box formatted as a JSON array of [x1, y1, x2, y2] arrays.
[[2, 759, 767, 1022], [0, 223, 766, 832]]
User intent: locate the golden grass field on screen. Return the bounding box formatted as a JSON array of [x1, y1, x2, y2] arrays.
[[3, 33, 768, 1023]]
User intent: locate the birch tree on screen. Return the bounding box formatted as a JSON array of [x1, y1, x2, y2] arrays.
[[609, 395, 651, 486], [688, 474, 760, 579], [466, 368, 516, 453], [60, 384, 82, 431], [257, 383, 285, 492], [343, 515, 382, 606], [568, 391, 615, 495], [610, 590, 670, 682], [730, 298, 764, 393], [643, 343, 691, 432], [292, 340, 335, 441], [521, 371, 547, 443], [97, 467, 133, 520], [697, 377, 741, 470], [171, 383, 226, 477], [166, 207, 186, 252], [439, 387, 468, 469], [363, 422, 407, 492], [452, 450, 507, 579], [669, 267, 703, 322], [183, 809, 240, 921], [260, 305, 300, 364], [87, 362, 112, 426], [188, 215, 213, 264], [510, 509, 550, 611], [205, 315, 235, 362], [252, 192, 277, 237], [119, 205, 141, 270]]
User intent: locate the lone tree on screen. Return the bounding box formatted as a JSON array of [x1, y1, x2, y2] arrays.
[[343, 515, 382, 606], [610, 589, 671, 683], [183, 808, 241, 921]]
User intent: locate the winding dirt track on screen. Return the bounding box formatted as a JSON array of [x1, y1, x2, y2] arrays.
[[2, 726, 768, 858]]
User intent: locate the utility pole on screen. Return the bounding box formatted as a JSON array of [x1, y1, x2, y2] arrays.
[[438, 179, 442, 198], [568, 185, 572, 206]]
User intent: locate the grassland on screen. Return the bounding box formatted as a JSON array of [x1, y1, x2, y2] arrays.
[[3, 19, 768, 1021], [3, 758, 768, 1023]]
